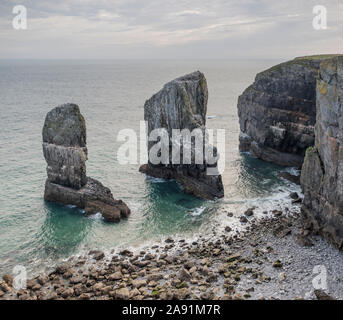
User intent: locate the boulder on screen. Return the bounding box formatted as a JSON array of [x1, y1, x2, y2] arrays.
[[139, 71, 224, 200], [85, 200, 129, 222], [314, 289, 335, 300], [178, 268, 191, 282], [244, 208, 254, 217], [2, 274, 13, 287], [238, 55, 342, 167], [89, 250, 105, 261], [115, 287, 130, 300], [43, 103, 130, 222]]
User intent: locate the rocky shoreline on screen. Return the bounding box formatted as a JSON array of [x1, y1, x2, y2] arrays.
[[2, 57, 343, 301], [1, 199, 343, 300], [238, 55, 343, 253]]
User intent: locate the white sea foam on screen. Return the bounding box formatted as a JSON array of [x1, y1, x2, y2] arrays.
[[146, 176, 167, 183], [217, 184, 303, 235], [282, 166, 301, 176], [189, 206, 206, 216], [88, 212, 103, 220]]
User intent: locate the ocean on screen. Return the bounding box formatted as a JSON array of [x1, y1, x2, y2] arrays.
[[0, 59, 301, 276]]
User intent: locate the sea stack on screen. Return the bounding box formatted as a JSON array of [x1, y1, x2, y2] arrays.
[[238, 55, 342, 167], [43, 103, 130, 222], [301, 56, 343, 249], [139, 71, 224, 200]]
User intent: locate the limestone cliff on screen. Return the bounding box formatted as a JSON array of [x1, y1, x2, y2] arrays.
[[43, 103, 87, 189], [238, 55, 341, 167], [301, 56, 343, 248], [43, 104, 130, 222], [139, 71, 224, 200]]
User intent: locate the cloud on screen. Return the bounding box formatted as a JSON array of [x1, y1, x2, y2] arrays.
[[0, 0, 342, 59], [169, 10, 203, 16]]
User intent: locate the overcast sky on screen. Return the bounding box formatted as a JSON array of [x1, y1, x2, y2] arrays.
[[0, 0, 342, 59]]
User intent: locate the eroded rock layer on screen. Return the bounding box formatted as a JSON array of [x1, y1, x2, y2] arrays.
[[238, 55, 341, 167], [43, 103, 87, 189], [43, 104, 130, 222], [301, 56, 343, 248], [139, 71, 224, 200]]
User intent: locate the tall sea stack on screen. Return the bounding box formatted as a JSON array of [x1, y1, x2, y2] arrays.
[[238, 55, 341, 167], [301, 56, 343, 249], [43, 103, 130, 222], [139, 71, 224, 200]]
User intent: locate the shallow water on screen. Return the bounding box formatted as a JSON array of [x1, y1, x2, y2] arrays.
[[0, 59, 300, 275]]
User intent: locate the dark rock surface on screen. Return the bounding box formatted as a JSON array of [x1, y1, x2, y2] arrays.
[[43, 103, 87, 189], [139, 71, 224, 200], [238, 55, 342, 167], [43, 103, 130, 222], [301, 56, 343, 249], [278, 172, 301, 185]]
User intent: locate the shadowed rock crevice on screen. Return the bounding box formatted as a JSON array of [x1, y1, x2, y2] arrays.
[[139, 71, 224, 200], [43, 103, 130, 222]]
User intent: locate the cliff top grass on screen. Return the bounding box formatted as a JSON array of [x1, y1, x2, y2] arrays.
[[294, 54, 343, 61], [258, 54, 343, 77]]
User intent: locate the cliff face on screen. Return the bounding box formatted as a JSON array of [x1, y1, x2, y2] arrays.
[[238, 55, 340, 167], [43, 104, 130, 222], [301, 56, 343, 248], [43, 104, 88, 189], [139, 71, 224, 200]]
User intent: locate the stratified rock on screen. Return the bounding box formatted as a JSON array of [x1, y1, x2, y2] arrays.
[[238, 55, 342, 167], [43, 103, 130, 222], [301, 56, 343, 249], [43, 104, 87, 189], [139, 71, 224, 200]]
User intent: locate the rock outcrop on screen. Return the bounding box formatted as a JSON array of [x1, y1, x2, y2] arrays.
[[139, 71, 224, 200], [301, 56, 343, 249], [43, 103, 130, 222], [238, 55, 341, 167]]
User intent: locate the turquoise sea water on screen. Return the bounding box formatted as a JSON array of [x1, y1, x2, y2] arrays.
[[0, 59, 301, 275]]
